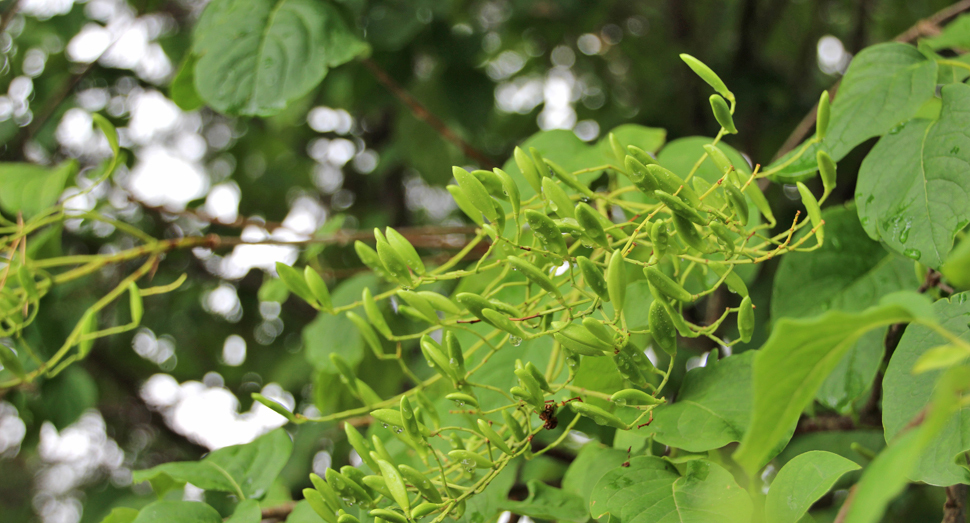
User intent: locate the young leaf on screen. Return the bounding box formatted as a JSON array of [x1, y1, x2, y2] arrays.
[[130, 501, 222, 523], [0, 160, 78, 218], [764, 451, 860, 523], [128, 282, 144, 324], [276, 262, 318, 307], [496, 480, 587, 523]]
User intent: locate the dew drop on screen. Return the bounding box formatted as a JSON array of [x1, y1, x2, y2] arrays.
[[394, 427, 403, 434], [903, 248, 921, 260], [382, 423, 389, 429], [614, 398, 627, 406], [899, 225, 911, 244], [509, 335, 523, 347]]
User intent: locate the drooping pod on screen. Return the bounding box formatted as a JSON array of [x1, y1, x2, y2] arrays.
[[507, 256, 562, 299], [577, 256, 610, 302], [708, 222, 736, 253], [644, 164, 701, 208], [723, 183, 749, 226], [477, 419, 513, 455], [514, 146, 543, 194], [649, 220, 669, 260], [345, 424, 379, 473], [552, 321, 613, 356], [347, 312, 384, 357], [453, 166, 500, 223], [703, 144, 733, 175], [709, 94, 737, 134], [385, 228, 426, 275], [607, 251, 627, 312], [304, 267, 333, 312], [671, 214, 709, 254], [611, 388, 664, 406], [542, 177, 575, 219], [648, 299, 676, 355], [396, 290, 438, 324], [399, 464, 443, 503], [525, 361, 552, 392], [482, 308, 528, 340], [304, 488, 338, 523], [447, 185, 485, 225], [524, 209, 568, 257], [326, 468, 374, 506], [816, 90, 831, 140], [546, 158, 595, 197], [644, 266, 693, 302], [374, 229, 413, 286], [376, 459, 410, 512], [680, 53, 733, 101], [817, 150, 837, 196], [445, 392, 479, 408], [624, 155, 660, 194], [575, 203, 611, 249], [310, 472, 341, 511], [655, 190, 707, 225], [493, 168, 521, 215], [796, 182, 824, 244], [581, 317, 615, 347], [738, 295, 755, 343], [568, 401, 628, 429], [448, 449, 494, 469], [627, 145, 657, 166], [708, 263, 749, 297], [419, 335, 458, 383], [362, 288, 392, 339]]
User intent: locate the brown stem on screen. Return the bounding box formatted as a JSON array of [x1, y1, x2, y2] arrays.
[[0, 0, 22, 35], [361, 57, 497, 169], [944, 484, 968, 523], [261, 502, 296, 521]]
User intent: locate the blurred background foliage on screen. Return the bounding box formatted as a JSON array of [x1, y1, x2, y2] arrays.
[[0, 0, 960, 522]]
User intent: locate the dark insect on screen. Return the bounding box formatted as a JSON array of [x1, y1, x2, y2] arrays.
[[539, 402, 558, 430]]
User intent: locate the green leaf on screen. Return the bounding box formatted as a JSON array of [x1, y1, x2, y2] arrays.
[[647, 351, 753, 452], [170, 53, 205, 111], [733, 293, 933, 476], [823, 42, 938, 160], [97, 507, 140, 523], [91, 113, 119, 159], [303, 274, 378, 370], [0, 160, 78, 218], [856, 83, 970, 269], [772, 205, 918, 412], [942, 230, 970, 290], [597, 124, 667, 163], [923, 14, 970, 50], [133, 429, 292, 499], [226, 500, 261, 523], [766, 140, 824, 184], [131, 501, 222, 523], [589, 457, 751, 523], [497, 480, 588, 523], [192, 0, 368, 116], [283, 500, 319, 523], [276, 262, 317, 307], [882, 291, 970, 485], [764, 451, 860, 523], [562, 443, 629, 509], [571, 354, 625, 409]]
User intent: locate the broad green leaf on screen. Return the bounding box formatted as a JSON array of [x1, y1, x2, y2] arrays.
[[883, 292, 970, 485], [497, 480, 588, 523], [226, 500, 261, 523], [589, 457, 751, 523], [192, 0, 368, 116], [845, 365, 970, 523], [572, 354, 625, 409], [131, 501, 222, 523], [562, 443, 629, 509], [170, 53, 205, 111], [598, 124, 667, 161], [764, 451, 860, 523], [733, 293, 933, 476], [97, 507, 140, 523], [133, 428, 293, 499], [647, 351, 753, 452], [766, 140, 824, 184], [823, 43, 937, 160], [303, 274, 378, 370], [774, 430, 885, 470], [856, 83, 970, 269], [772, 206, 917, 412], [924, 14, 970, 50], [283, 500, 318, 523], [0, 160, 77, 218]]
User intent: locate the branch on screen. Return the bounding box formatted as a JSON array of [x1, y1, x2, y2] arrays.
[[944, 484, 968, 523], [361, 57, 498, 169], [261, 502, 296, 521], [0, 0, 22, 35]]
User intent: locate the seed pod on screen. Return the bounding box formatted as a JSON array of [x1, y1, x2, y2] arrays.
[[341, 466, 372, 497], [703, 144, 734, 175], [385, 227, 426, 275], [581, 317, 615, 347], [709, 263, 748, 297], [411, 502, 444, 519], [529, 147, 548, 177], [448, 449, 494, 469], [400, 396, 425, 444], [376, 459, 410, 512], [623, 155, 660, 194], [355, 241, 392, 279], [359, 289, 391, 339], [326, 468, 374, 506], [471, 169, 506, 200], [619, 339, 659, 379], [708, 222, 736, 253], [541, 177, 575, 219], [304, 267, 333, 312], [607, 251, 626, 312], [817, 150, 837, 196], [514, 367, 545, 403], [369, 509, 408, 523], [356, 380, 383, 406], [611, 388, 663, 406], [502, 410, 527, 441], [447, 185, 485, 225], [397, 290, 438, 323], [347, 311, 384, 357], [645, 266, 693, 303], [553, 217, 583, 236], [649, 300, 677, 355], [252, 393, 298, 423], [454, 292, 517, 325], [796, 182, 824, 244], [514, 146, 543, 194], [510, 385, 538, 406], [444, 331, 466, 378], [345, 424, 379, 473], [671, 214, 709, 254], [709, 94, 737, 134], [276, 262, 317, 306], [650, 221, 670, 260], [627, 145, 657, 166], [738, 295, 755, 343], [420, 335, 457, 382], [546, 159, 595, 197], [399, 465, 442, 503], [817, 90, 831, 140], [692, 177, 725, 208], [338, 512, 361, 523], [477, 419, 513, 455], [568, 401, 628, 429], [575, 203, 611, 249], [374, 229, 413, 286], [482, 308, 527, 340], [77, 311, 96, 358], [655, 190, 707, 225], [613, 350, 647, 385], [361, 475, 393, 499], [371, 436, 393, 463], [609, 133, 626, 164], [723, 183, 749, 226], [680, 53, 733, 101], [553, 321, 613, 355], [644, 165, 701, 208], [493, 168, 521, 215], [415, 291, 461, 315], [740, 174, 775, 225], [330, 353, 359, 395], [304, 489, 338, 523], [525, 361, 552, 393], [507, 256, 562, 298], [311, 473, 341, 511], [454, 166, 499, 222], [524, 210, 568, 257], [446, 392, 478, 408], [577, 256, 610, 302]]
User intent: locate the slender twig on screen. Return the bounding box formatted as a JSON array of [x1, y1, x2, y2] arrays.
[[261, 503, 296, 521], [0, 0, 22, 35]]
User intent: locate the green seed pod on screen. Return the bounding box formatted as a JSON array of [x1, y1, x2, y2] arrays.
[[340, 466, 372, 497], [400, 396, 424, 445], [345, 424, 379, 473], [623, 155, 660, 194], [397, 305, 428, 324], [525, 361, 552, 393], [447, 185, 485, 226], [454, 166, 499, 222], [371, 436, 393, 463], [692, 177, 724, 208], [708, 222, 735, 253], [613, 350, 647, 386], [703, 144, 734, 175], [607, 251, 626, 312], [650, 221, 669, 260], [655, 190, 707, 225], [415, 291, 461, 315], [446, 392, 478, 408], [361, 288, 392, 339], [276, 262, 317, 306], [553, 217, 583, 236], [740, 174, 775, 225], [541, 177, 575, 219], [252, 393, 298, 423], [420, 335, 457, 382], [330, 353, 359, 395], [304, 488, 338, 523], [355, 241, 392, 279], [374, 229, 413, 286], [356, 380, 383, 406], [546, 158, 595, 197], [471, 169, 506, 200], [627, 145, 657, 166], [796, 182, 824, 244], [514, 367, 544, 402], [671, 214, 709, 254], [507, 256, 562, 298], [649, 300, 677, 355], [610, 389, 663, 406], [444, 331, 466, 378], [371, 408, 405, 428], [385, 227, 426, 275], [709, 94, 737, 134], [645, 165, 701, 208], [411, 502, 444, 519], [577, 256, 610, 302], [347, 311, 384, 357], [529, 147, 548, 177], [502, 410, 527, 441], [369, 509, 408, 523], [448, 449, 494, 469], [377, 459, 411, 512], [397, 290, 438, 323], [361, 475, 393, 499], [723, 183, 749, 226], [817, 150, 837, 196], [575, 203, 611, 249], [568, 401, 628, 429], [338, 514, 361, 523], [680, 53, 733, 101], [609, 133, 626, 164], [399, 465, 442, 503], [310, 473, 341, 511], [304, 267, 333, 312], [553, 321, 613, 355], [514, 146, 543, 194], [127, 282, 143, 324], [645, 266, 693, 303], [326, 468, 374, 506], [483, 308, 527, 340], [709, 263, 749, 297], [738, 295, 755, 343], [493, 168, 521, 215], [817, 90, 831, 140], [477, 419, 513, 455], [581, 317, 615, 347], [77, 311, 96, 358], [524, 209, 568, 257], [454, 292, 519, 325], [619, 339, 659, 379]]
